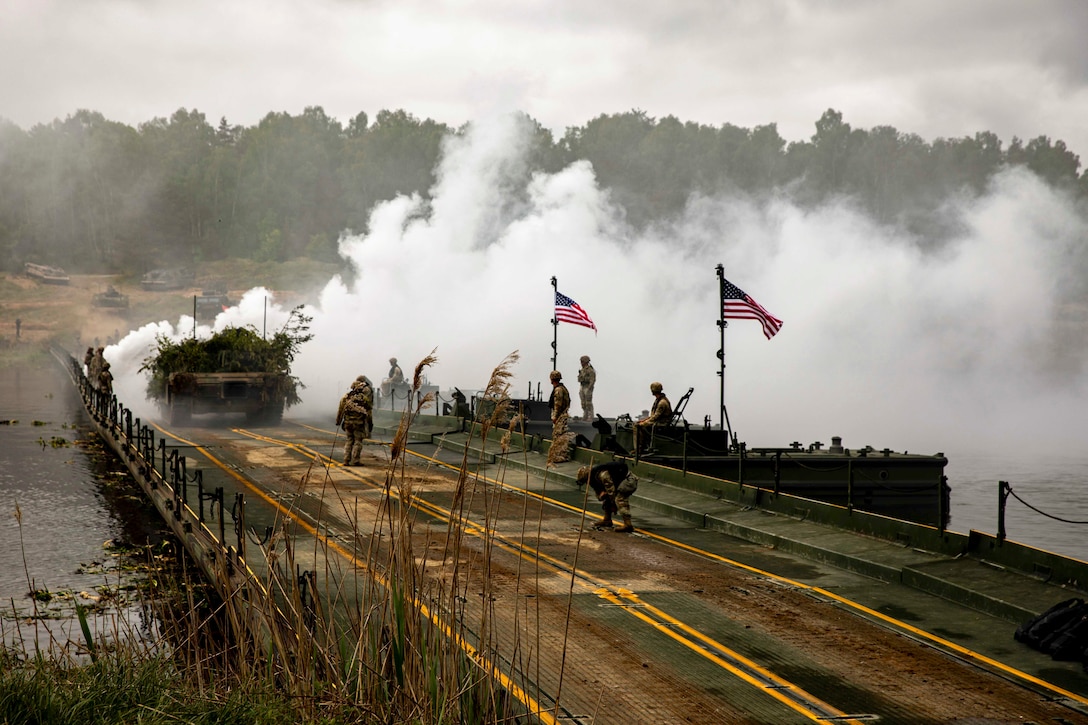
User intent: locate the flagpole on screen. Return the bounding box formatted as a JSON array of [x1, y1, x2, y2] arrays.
[[550, 276, 558, 371], [715, 264, 734, 447]]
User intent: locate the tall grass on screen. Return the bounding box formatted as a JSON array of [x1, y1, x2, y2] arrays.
[[3, 350, 576, 724]]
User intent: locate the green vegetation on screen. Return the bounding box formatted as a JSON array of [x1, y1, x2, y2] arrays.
[[0, 653, 363, 725], [0, 106, 1084, 276], [140, 307, 312, 404]]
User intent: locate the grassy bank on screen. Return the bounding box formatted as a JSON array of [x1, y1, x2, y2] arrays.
[[0, 652, 346, 725]]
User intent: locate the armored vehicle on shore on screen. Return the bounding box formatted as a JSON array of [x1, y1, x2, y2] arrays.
[[25, 262, 70, 285], [92, 285, 129, 309], [140, 309, 312, 426], [141, 268, 193, 291], [194, 287, 232, 320]]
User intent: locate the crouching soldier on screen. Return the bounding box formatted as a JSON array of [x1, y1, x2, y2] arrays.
[[336, 376, 373, 466], [577, 461, 639, 533]]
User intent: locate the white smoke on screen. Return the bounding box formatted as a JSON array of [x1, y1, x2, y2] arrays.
[[108, 113, 1088, 458]]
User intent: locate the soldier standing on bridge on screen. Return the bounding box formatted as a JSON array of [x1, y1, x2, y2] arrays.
[[336, 376, 373, 466], [548, 370, 572, 464], [577, 355, 595, 422], [98, 361, 113, 397], [356, 375, 374, 440], [89, 347, 105, 390], [577, 461, 638, 532]]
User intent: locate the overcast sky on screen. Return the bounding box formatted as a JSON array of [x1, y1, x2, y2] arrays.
[[3, 0, 1087, 161]]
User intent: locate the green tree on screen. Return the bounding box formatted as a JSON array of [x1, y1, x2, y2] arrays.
[[340, 109, 449, 232], [233, 107, 345, 259]]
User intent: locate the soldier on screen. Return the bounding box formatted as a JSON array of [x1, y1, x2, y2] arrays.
[[98, 361, 114, 397], [577, 461, 638, 532], [381, 357, 405, 401], [635, 381, 672, 452], [576, 355, 596, 421], [356, 375, 375, 440], [637, 381, 672, 427], [83, 347, 94, 378], [548, 370, 571, 463], [336, 377, 373, 466], [89, 347, 105, 390]]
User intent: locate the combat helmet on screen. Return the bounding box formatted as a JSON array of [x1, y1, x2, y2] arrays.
[[650, 381, 663, 394], [549, 370, 562, 382]]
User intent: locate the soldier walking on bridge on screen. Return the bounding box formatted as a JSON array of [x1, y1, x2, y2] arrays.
[[336, 376, 373, 466], [577, 461, 638, 532]]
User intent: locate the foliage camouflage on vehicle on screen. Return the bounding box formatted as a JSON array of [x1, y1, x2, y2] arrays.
[[140, 306, 313, 409]]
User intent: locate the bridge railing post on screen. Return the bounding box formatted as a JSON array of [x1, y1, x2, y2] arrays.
[[998, 480, 1010, 545]]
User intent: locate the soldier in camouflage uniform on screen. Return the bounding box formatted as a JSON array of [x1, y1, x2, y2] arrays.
[[336, 376, 373, 466], [577, 461, 638, 532], [89, 347, 105, 390], [381, 357, 405, 402], [635, 381, 672, 453], [548, 370, 571, 463], [357, 375, 374, 439], [576, 355, 596, 422], [98, 361, 114, 397]]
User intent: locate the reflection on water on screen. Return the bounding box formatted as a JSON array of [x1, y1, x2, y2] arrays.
[[0, 361, 171, 648]]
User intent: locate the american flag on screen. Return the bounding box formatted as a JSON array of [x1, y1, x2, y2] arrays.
[[555, 291, 597, 332], [721, 277, 783, 339]]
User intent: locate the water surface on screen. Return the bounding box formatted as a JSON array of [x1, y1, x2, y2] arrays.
[[0, 361, 168, 648]]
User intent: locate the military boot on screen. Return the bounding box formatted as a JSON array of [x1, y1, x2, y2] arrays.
[[595, 514, 613, 529], [614, 515, 633, 533]]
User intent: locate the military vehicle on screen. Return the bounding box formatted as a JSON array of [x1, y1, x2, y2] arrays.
[[140, 309, 312, 426], [158, 371, 289, 425], [91, 285, 129, 309], [141, 268, 193, 291], [25, 262, 70, 285], [194, 287, 232, 319]]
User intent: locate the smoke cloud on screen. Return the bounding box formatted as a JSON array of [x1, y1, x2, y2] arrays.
[[108, 113, 1088, 460]]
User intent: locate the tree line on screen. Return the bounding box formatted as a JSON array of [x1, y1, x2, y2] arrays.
[[0, 106, 1084, 274]]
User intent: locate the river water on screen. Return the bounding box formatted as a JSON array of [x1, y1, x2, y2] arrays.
[[0, 361, 171, 649], [0, 359, 1084, 642]]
